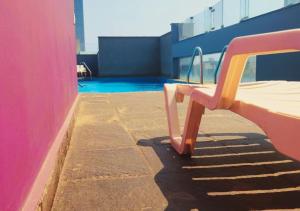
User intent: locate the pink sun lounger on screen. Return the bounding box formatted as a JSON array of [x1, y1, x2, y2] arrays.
[[164, 29, 300, 161]]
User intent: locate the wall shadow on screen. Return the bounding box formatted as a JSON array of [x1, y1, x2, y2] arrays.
[[137, 133, 300, 211]]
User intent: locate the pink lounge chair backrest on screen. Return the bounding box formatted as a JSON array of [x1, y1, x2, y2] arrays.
[[212, 29, 300, 109]]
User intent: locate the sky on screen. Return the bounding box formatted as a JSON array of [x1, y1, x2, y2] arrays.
[[83, 0, 219, 52]]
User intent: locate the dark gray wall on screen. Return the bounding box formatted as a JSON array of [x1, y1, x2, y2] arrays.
[[172, 3, 300, 58], [77, 54, 98, 76], [159, 32, 172, 77], [98, 37, 160, 76], [257, 52, 300, 81]]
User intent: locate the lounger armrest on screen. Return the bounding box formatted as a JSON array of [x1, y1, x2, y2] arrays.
[[228, 29, 300, 56], [215, 29, 300, 109]]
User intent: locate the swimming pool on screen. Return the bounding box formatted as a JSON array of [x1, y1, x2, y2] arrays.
[[78, 77, 183, 93]]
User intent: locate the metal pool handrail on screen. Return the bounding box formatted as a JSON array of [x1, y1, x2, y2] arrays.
[[214, 45, 228, 84], [187, 46, 204, 84], [80, 62, 93, 80]]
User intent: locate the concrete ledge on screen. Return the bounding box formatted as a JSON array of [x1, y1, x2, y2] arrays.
[[21, 96, 79, 211]]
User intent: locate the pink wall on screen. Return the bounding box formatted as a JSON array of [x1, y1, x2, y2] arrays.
[[0, 0, 77, 210]]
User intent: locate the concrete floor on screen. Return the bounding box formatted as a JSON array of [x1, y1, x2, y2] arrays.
[[52, 92, 300, 211]]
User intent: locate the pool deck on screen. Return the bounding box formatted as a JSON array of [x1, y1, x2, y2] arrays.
[[52, 92, 300, 210]]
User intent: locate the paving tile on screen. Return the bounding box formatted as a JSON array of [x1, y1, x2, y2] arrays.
[[128, 124, 215, 144], [108, 92, 164, 105], [79, 94, 109, 103], [137, 137, 264, 175], [71, 123, 135, 150], [129, 128, 170, 142], [61, 147, 151, 181], [116, 102, 165, 115], [155, 171, 300, 211], [74, 113, 120, 128], [52, 176, 168, 211], [200, 115, 267, 140], [121, 117, 168, 131], [77, 101, 117, 118], [138, 141, 188, 174], [154, 173, 244, 211], [206, 188, 300, 211], [78, 99, 113, 109]]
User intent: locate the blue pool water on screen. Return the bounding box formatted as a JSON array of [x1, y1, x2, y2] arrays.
[[78, 77, 182, 93]]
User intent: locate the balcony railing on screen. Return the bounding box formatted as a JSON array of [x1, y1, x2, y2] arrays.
[[178, 0, 300, 41]]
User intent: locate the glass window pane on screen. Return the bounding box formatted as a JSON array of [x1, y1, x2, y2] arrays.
[[211, 0, 224, 30], [179, 57, 191, 81], [215, 55, 256, 83], [180, 54, 257, 84], [249, 0, 284, 18], [203, 53, 221, 83], [242, 56, 256, 82], [203, 9, 212, 32], [182, 22, 194, 40], [223, 0, 241, 27], [178, 8, 212, 40], [179, 56, 203, 83], [178, 0, 288, 41], [240, 0, 249, 20], [178, 17, 195, 41], [179, 53, 221, 83], [193, 12, 206, 35], [285, 0, 300, 6]]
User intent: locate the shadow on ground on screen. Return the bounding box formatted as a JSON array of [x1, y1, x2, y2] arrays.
[[137, 133, 300, 211]]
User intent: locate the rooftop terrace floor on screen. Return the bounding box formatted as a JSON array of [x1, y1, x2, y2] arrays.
[[52, 92, 300, 211]]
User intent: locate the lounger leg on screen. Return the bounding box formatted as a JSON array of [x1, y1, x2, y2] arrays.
[[182, 99, 205, 154], [164, 84, 182, 146], [164, 84, 204, 155]]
